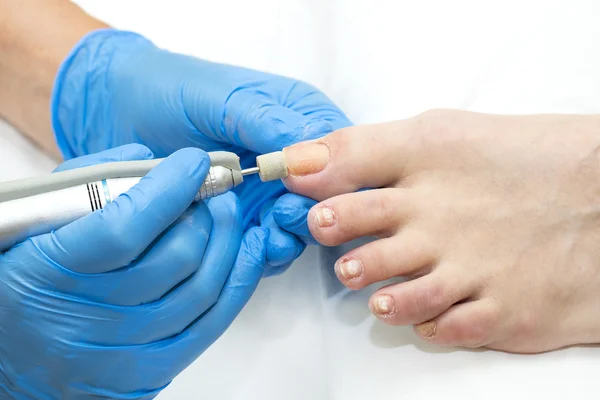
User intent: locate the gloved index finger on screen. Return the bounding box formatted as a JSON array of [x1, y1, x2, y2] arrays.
[[286, 88, 353, 132], [53, 144, 154, 172], [35, 148, 211, 274], [227, 93, 347, 155]]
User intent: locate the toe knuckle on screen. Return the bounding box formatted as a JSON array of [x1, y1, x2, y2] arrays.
[[374, 193, 400, 237], [460, 329, 488, 348], [419, 108, 453, 121], [463, 323, 492, 348], [411, 288, 432, 317], [460, 306, 500, 347], [368, 249, 392, 280], [515, 309, 537, 337], [413, 109, 462, 147], [325, 127, 353, 152], [377, 192, 396, 219], [335, 218, 359, 242], [414, 282, 450, 315]]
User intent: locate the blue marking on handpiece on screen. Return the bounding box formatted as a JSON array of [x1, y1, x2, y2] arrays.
[[101, 180, 112, 204]]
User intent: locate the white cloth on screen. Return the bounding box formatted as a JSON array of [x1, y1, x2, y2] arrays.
[[2, 0, 600, 398]]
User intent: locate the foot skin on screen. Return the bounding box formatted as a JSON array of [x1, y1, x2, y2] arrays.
[[281, 109, 600, 353]]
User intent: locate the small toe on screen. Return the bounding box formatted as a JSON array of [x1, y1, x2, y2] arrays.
[[369, 268, 476, 326], [414, 298, 500, 348], [335, 230, 436, 289], [308, 188, 413, 247]]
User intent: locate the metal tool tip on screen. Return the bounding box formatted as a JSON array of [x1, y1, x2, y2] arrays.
[[241, 166, 260, 176]]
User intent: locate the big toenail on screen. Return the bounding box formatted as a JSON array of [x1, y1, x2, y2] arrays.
[[372, 295, 395, 315], [314, 206, 336, 228], [336, 258, 363, 280], [416, 321, 437, 339], [283, 141, 330, 176]]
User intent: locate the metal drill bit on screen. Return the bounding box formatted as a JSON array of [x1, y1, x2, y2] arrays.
[[241, 167, 260, 176]]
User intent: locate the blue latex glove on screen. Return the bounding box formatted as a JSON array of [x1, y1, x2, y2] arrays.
[[0, 144, 268, 399], [52, 28, 351, 275], [271, 193, 319, 246]]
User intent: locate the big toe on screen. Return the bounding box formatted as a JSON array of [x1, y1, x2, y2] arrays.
[[282, 123, 411, 201]]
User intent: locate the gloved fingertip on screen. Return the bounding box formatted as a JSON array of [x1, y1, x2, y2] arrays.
[[301, 119, 336, 141], [257, 201, 306, 269], [276, 117, 336, 149], [265, 226, 305, 267], [263, 262, 293, 278], [118, 143, 154, 160], [326, 116, 354, 132], [263, 227, 306, 277], [272, 194, 319, 245], [146, 148, 211, 201], [170, 147, 211, 177], [238, 103, 336, 153], [207, 192, 242, 238], [208, 191, 240, 215], [272, 194, 316, 231]]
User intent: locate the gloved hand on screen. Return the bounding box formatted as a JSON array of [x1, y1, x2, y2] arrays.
[[0, 144, 268, 399], [52, 28, 351, 275], [271, 193, 319, 245]]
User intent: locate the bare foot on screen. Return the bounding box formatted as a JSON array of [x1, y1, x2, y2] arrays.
[[279, 109, 600, 353]]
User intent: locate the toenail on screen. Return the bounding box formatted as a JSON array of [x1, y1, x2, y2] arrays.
[[283, 141, 330, 176], [371, 295, 395, 316], [416, 321, 437, 339], [314, 206, 337, 228], [336, 258, 363, 280]]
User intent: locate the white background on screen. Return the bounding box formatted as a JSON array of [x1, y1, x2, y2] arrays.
[[2, 0, 600, 398]]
